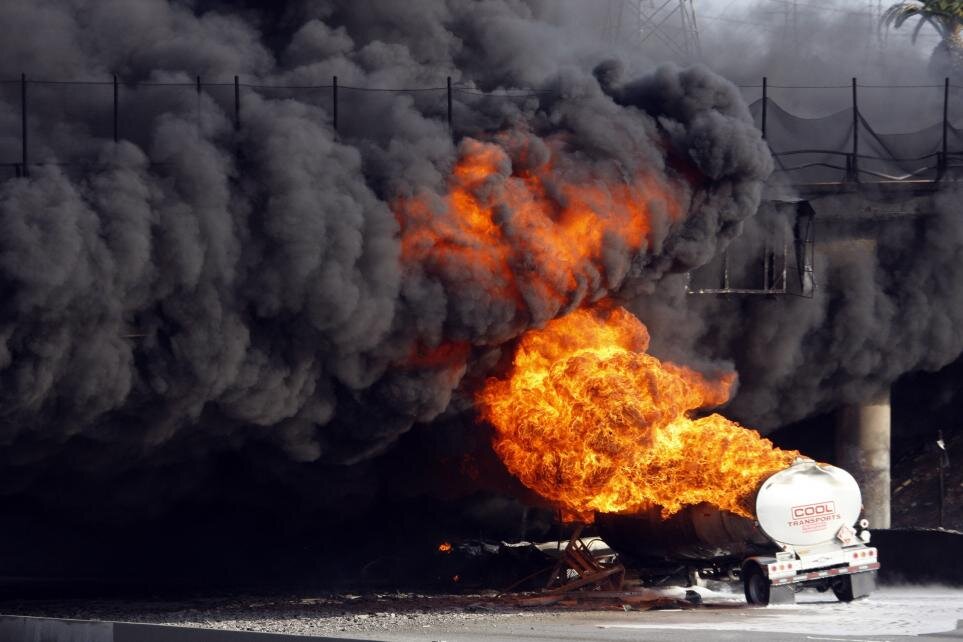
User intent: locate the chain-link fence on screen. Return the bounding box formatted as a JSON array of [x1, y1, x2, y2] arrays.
[[3, 75, 962, 185], [740, 79, 963, 184], [0, 75, 568, 181]]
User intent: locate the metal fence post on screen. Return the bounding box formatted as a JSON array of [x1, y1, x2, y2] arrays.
[[333, 75, 338, 132], [234, 75, 241, 131], [113, 74, 119, 143], [761, 76, 767, 140], [941, 77, 949, 179], [195, 74, 202, 136], [851, 78, 859, 182], [447, 76, 453, 139], [21, 73, 28, 177], [762, 241, 770, 292]]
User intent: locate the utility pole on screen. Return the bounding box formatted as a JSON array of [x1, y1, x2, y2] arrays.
[[637, 0, 702, 62], [786, 0, 800, 51], [872, 0, 885, 41], [601, 0, 627, 44], [870, 1, 887, 55]]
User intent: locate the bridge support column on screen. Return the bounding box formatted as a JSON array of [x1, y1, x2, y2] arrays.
[[836, 389, 891, 529]]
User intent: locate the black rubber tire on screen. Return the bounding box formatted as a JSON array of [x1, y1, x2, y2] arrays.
[[832, 575, 855, 602], [743, 564, 771, 606]]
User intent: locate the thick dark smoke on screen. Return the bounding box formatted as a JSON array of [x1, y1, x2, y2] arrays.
[[639, 194, 963, 431], [620, 1, 963, 433], [0, 0, 770, 523]]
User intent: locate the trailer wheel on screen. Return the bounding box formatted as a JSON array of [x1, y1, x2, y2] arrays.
[[743, 564, 770, 606], [832, 576, 856, 601], [832, 572, 876, 602]]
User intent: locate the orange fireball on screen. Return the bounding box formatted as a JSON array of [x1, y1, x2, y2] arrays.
[[394, 133, 683, 341], [476, 306, 798, 522]]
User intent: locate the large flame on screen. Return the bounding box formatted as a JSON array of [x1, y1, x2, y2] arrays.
[[395, 133, 683, 340], [476, 306, 799, 522], [392, 132, 793, 522]]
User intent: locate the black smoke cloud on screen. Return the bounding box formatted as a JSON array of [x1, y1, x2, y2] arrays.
[[0, 0, 770, 521], [638, 191, 963, 432], [615, 1, 963, 434]]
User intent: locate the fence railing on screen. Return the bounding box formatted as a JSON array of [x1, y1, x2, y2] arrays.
[[749, 77, 963, 184], [3, 75, 963, 185], [1, 74, 560, 179]]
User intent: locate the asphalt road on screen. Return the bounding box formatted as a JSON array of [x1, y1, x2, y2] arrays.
[[2, 586, 961, 641], [346, 587, 963, 642]]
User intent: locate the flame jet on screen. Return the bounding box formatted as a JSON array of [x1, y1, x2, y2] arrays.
[[477, 306, 798, 522]]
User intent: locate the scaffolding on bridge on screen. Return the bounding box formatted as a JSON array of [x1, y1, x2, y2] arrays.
[[685, 201, 816, 298]]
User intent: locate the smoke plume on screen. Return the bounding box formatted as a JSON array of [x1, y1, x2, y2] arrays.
[[6, 0, 962, 541], [0, 0, 771, 519]]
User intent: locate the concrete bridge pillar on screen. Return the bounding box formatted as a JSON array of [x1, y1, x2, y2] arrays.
[[836, 389, 891, 529]]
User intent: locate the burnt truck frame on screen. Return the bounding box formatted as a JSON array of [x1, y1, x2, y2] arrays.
[[597, 459, 880, 606]]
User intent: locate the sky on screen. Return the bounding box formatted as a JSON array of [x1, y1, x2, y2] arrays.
[[698, 0, 941, 46], [606, 0, 943, 89], [583, 0, 942, 81]]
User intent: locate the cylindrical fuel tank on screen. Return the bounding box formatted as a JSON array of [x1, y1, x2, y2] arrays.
[[755, 459, 862, 548], [596, 501, 773, 563], [596, 460, 863, 563]]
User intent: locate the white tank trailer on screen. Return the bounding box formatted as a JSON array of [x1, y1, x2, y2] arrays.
[[596, 459, 879, 605]]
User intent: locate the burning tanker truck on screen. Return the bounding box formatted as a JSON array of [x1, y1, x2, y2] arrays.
[[477, 306, 879, 606], [597, 459, 879, 605]]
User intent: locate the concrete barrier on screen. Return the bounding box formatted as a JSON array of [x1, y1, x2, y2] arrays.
[[0, 615, 111, 642], [872, 528, 963, 586], [0, 615, 372, 642]]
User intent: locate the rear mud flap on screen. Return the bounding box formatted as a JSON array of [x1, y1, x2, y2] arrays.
[[769, 583, 796, 605], [851, 571, 876, 598]]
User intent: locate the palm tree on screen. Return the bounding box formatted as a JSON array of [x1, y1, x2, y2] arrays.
[[883, 1, 963, 73]]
